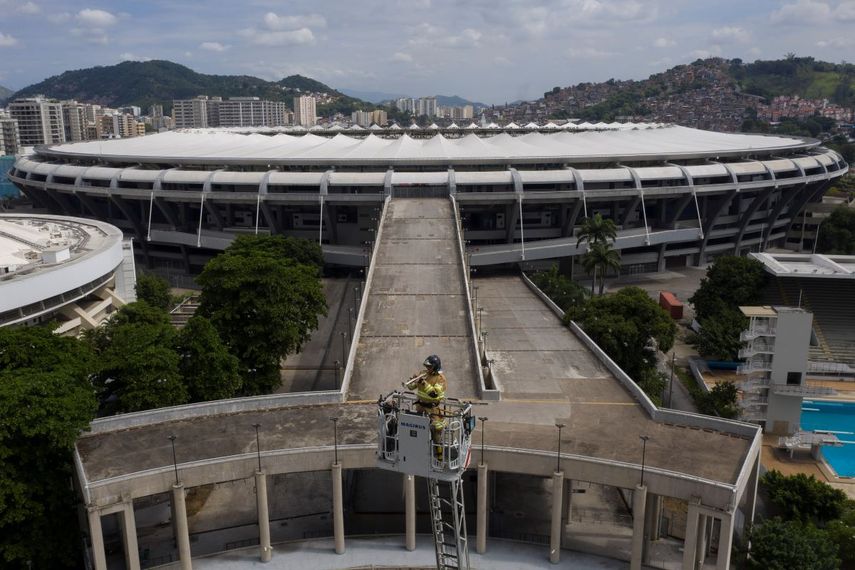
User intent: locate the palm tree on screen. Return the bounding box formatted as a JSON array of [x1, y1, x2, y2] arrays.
[[582, 242, 622, 295], [576, 213, 618, 248]]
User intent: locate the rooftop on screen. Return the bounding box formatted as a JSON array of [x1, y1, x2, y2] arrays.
[[750, 252, 855, 279], [40, 125, 816, 165], [0, 215, 111, 275]]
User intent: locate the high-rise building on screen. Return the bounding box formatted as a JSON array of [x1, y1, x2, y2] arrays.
[[0, 116, 20, 155], [172, 96, 211, 129], [417, 96, 437, 117], [61, 101, 89, 142], [8, 96, 65, 146], [294, 96, 317, 127], [395, 97, 416, 114]]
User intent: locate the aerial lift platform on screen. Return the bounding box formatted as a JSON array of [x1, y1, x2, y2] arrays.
[[377, 391, 476, 570]]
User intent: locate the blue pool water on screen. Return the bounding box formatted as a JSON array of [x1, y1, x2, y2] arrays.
[[801, 400, 855, 477]]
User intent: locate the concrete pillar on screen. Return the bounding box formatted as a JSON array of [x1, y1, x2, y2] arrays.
[[172, 484, 192, 570], [549, 471, 564, 564], [87, 507, 107, 570], [648, 494, 663, 541], [717, 511, 734, 570], [682, 501, 701, 570], [630, 485, 647, 570], [256, 471, 272, 562], [746, 453, 760, 529], [476, 463, 488, 554], [405, 474, 416, 552], [332, 463, 345, 554], [696, 514, 708, 567], [120, 501, 141, 570]]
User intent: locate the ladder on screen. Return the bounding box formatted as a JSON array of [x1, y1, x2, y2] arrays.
[[428, 476, 470, 570]]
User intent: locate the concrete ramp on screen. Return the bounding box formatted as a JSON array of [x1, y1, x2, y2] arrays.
[[348, 198, 479, 401]]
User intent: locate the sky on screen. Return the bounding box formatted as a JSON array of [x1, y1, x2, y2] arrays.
[[0, 0, 854, 104]]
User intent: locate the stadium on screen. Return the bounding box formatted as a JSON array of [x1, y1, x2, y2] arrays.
[[7, 123, 849, 273], [5, 125, 849, 570]]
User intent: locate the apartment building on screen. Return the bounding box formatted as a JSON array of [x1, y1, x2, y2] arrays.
[[8, 96, 65, 146]]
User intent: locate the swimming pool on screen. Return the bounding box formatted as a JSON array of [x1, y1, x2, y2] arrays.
[[801, 400, 855, 477]]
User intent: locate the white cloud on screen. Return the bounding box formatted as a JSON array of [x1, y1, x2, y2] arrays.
[[690, 46, 722, 59], [119, 52, 151, 62], [250, 28, 315, 47], [817, 36, 854, 48], [200, 41, 228, 52], [262, 12, 326, 30], [76, 8, 118, 27], [47, 11, 70, 23], [836, 1, 855, 19], [0, 32, 18, 47], [653, 37, 675, 48], [407, 24, 482, 48], [566, 46, 616, 59], [711, 26, 750, 43], [17, 1, 40, 14], [391, 51, 412, 62], [494, 56, 513, 66], [70, 27, 108, 44], [770, 0, 832, 24]]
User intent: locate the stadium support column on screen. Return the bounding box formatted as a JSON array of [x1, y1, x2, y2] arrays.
[[256, 471, 272, 562], [120, 501, 141, 570], [477, 463, 488, 554], [332, 463, 345, 554], [549, 471, 564, 564], [682, 500, 701, 570], [405, 474, 416, 551], [630, 485, 647, 570], [716, 511, 735, 570], [172, 484, 192, 570], [695, 514, 709, 567], [87, 506, 107, 570]]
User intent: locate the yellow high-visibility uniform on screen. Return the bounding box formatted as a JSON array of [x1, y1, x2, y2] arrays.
[[410, 370, 448, 454]]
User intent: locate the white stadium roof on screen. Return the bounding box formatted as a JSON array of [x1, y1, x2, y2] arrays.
[[42, 125, 815, 164], [751, 252, 855, 279]]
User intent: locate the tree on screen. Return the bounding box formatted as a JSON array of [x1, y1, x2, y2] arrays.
[[696, 309, 748, 360], [135, 272, 172, 311], [689, 256, 769, 322], [742, 518, 839, 570], [581, 241, 622, 295], [197, 236, 327, 395], [817, 206, 855, 255], [530, 264, 589, 311], [175, 316, 242, 402], [699, 381, 740, 418], [762, 470, 850, 524], [226, 234, 324, 268], [0, 326, 97, 567], [86, 301, 187, 413], [566, 287, 676, 401], [576, 212, 618, 249]]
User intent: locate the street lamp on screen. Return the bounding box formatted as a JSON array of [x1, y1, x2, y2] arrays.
[[477, 307, 484, 337], [478, 417, 488, 463], [473, 285, 479, 310], [639, 435, 650, 487], [812, 217, 827, 254], [334, 360, 340, 389], [348, 307, 354, 334], [340, 331, 347, 363], [167, 435, 179, 485], [330, 417, 340, 464], [668, 352, 675, 408], [555, 423, 566, 473], [252, 423, 262, 472]]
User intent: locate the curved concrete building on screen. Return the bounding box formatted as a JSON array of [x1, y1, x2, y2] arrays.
[[0, 213, 135, 333], [7, 125, 848, 273]]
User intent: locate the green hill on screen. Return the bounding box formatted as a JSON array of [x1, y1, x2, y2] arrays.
[[0, 84, 14, 103], [731, 57, 855, 107], [11, 60, 366, 113]]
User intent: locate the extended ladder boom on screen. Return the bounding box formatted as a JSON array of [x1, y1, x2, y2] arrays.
[[429, 477, 470, 570]]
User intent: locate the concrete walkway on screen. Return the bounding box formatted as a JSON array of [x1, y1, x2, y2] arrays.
[[178, 535, 633, 569]]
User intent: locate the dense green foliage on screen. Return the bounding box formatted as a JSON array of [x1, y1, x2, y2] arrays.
[[135, 272, 172, 311], [732, 56, 855, 109], [529, 265, 589, 311], [695, 310, 748, 361], [697, 381, 739, 419], [566, 287, 675, 402], [12, 60, 365, 113], [175, 316, 242, 402], [762, 470, 849, 524], [742, 517, 839, 570], [817, 206, 855, 255], [197, 235, 327, 395], [86, 301, 187, 412], [689, 256, 769, 323], [0, 327, 97, 567]]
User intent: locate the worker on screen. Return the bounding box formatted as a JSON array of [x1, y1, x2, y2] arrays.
[[404, 354, 448, 460]]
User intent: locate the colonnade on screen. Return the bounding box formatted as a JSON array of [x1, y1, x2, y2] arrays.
[[86, 459, 749, 570]]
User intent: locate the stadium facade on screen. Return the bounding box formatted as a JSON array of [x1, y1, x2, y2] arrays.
[[7, 124, 849, 274]]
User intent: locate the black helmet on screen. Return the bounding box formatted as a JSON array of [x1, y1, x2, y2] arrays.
[[424, 354, 441, 372]]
